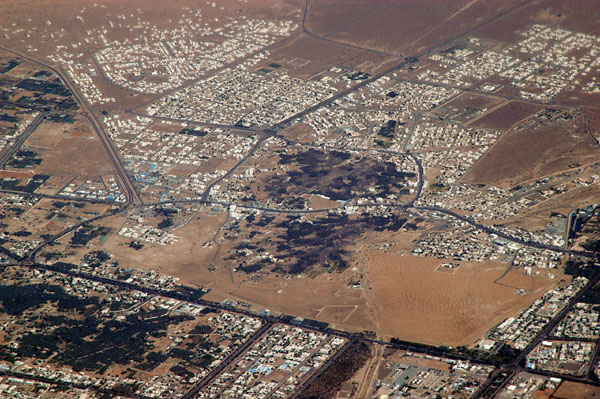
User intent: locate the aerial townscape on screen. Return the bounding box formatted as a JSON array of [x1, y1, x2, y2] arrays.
[[1, 0, 600, 398]]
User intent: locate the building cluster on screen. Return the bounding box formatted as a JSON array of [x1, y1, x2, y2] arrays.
[[199, 324, 346, 399], [424, 146, 489, 186], [357, 77, 460, 112], [47, 53, 114, 105], [369, 351, 493, 399], [0, 235, 39, 259], [301, 105, 410, 149], [554, 302, 600, 339], [46, 6, 298, 104], [408, 118, 501, 150], [0, 111, 40, 154], [6, 363, 127, 397], [119, 222, 180, 245], [0, 194, 39, 259], [486, 277, 589, 349], [416, 25, 600, 102], [95, 18, 296, 94], [0, 373, 102, 399], [102, 114, 151, 147], [106, 117, 256, 201], [412, 220, 563, 268], [420, 165, 598, 223], [506, 25, 600, 101], [57, 176, 124, 203], [526, 340, 595, 376], [76, 251, 182, 292], [299, 78, 460, 151], [149, 62, 336, 127], [413, 224, 501, 262], [497, 372, 562, 399]]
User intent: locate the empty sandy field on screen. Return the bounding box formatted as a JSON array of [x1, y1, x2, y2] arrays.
[[212, 271, 377, 333], [551, 381, 600, 399], [306, 0, 517, 55], [24, 122, 70, 150], [101, 210, 228, 284], [462, 118, 600, 188], [34, 122, 116, 177], [364, 252, 562, 346], [467, 101, 544, 131]]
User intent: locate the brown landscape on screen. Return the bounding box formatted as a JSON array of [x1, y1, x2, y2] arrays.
[[463, 110, 600, 188], [363, 251, 563, 346], [1, 0, 600, 398]]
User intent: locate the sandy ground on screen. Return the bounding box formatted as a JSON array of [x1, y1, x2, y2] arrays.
[[467, 101, 545, 131], [93, 209, 568, 347], [551, 381, 600, 399], [35, 122, 116, 177], [463, 116, 600, 188], [208, 268, 377, 333], [24, 122, 70, 150], [362, 251, 562, 346], [306, 0, 516, 55]]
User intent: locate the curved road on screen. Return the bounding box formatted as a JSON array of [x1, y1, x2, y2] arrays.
[[0, 46, 141, 207]]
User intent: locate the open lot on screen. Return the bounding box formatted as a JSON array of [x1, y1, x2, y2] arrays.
[[363, 251, 562, 346], [552, 381, 600, 399], [306, 0, 516, 55], [467, 100, 545, 131], [2, 2, 600, 397], [463, 110, 600, 187]]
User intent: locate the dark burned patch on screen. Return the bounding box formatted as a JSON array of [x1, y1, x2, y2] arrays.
[[275, 214, 358, 274], [263, 148, 415, 204], [229, 212, 408, 275]]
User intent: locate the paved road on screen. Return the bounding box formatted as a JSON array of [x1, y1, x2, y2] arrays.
[[61, 70, 141, 207], [473, 270, 600, 398], [0, 112, 44, 168], [130, 196, 599, 259], [201, 133, 272, 202], [4, 1, 600, 396], [27, 208, 122, 262], [0, 188, 116, 204], [0, 46, 141, 207], [180, 322, 273, 399]]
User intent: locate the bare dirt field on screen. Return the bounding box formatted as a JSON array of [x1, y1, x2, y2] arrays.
[[268, 34, 366, 79], [462, 118, 600, 188], [216, 270, 377, 333], [101, 210, 228, 285], [306, 0, 516, 55], [431, 93, 506, 125], [476, 0, 600, 44], [83, 205, 567, 347], [584, 106, 600, 134], [24, 122, 70, 150], [97, 207, 378, 332], [467, 101, 544, 131], [0, 0, 304, 54], [551, 381, 600, 399], [34, 121, 116, 177], [363, 251, 561, 346]]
